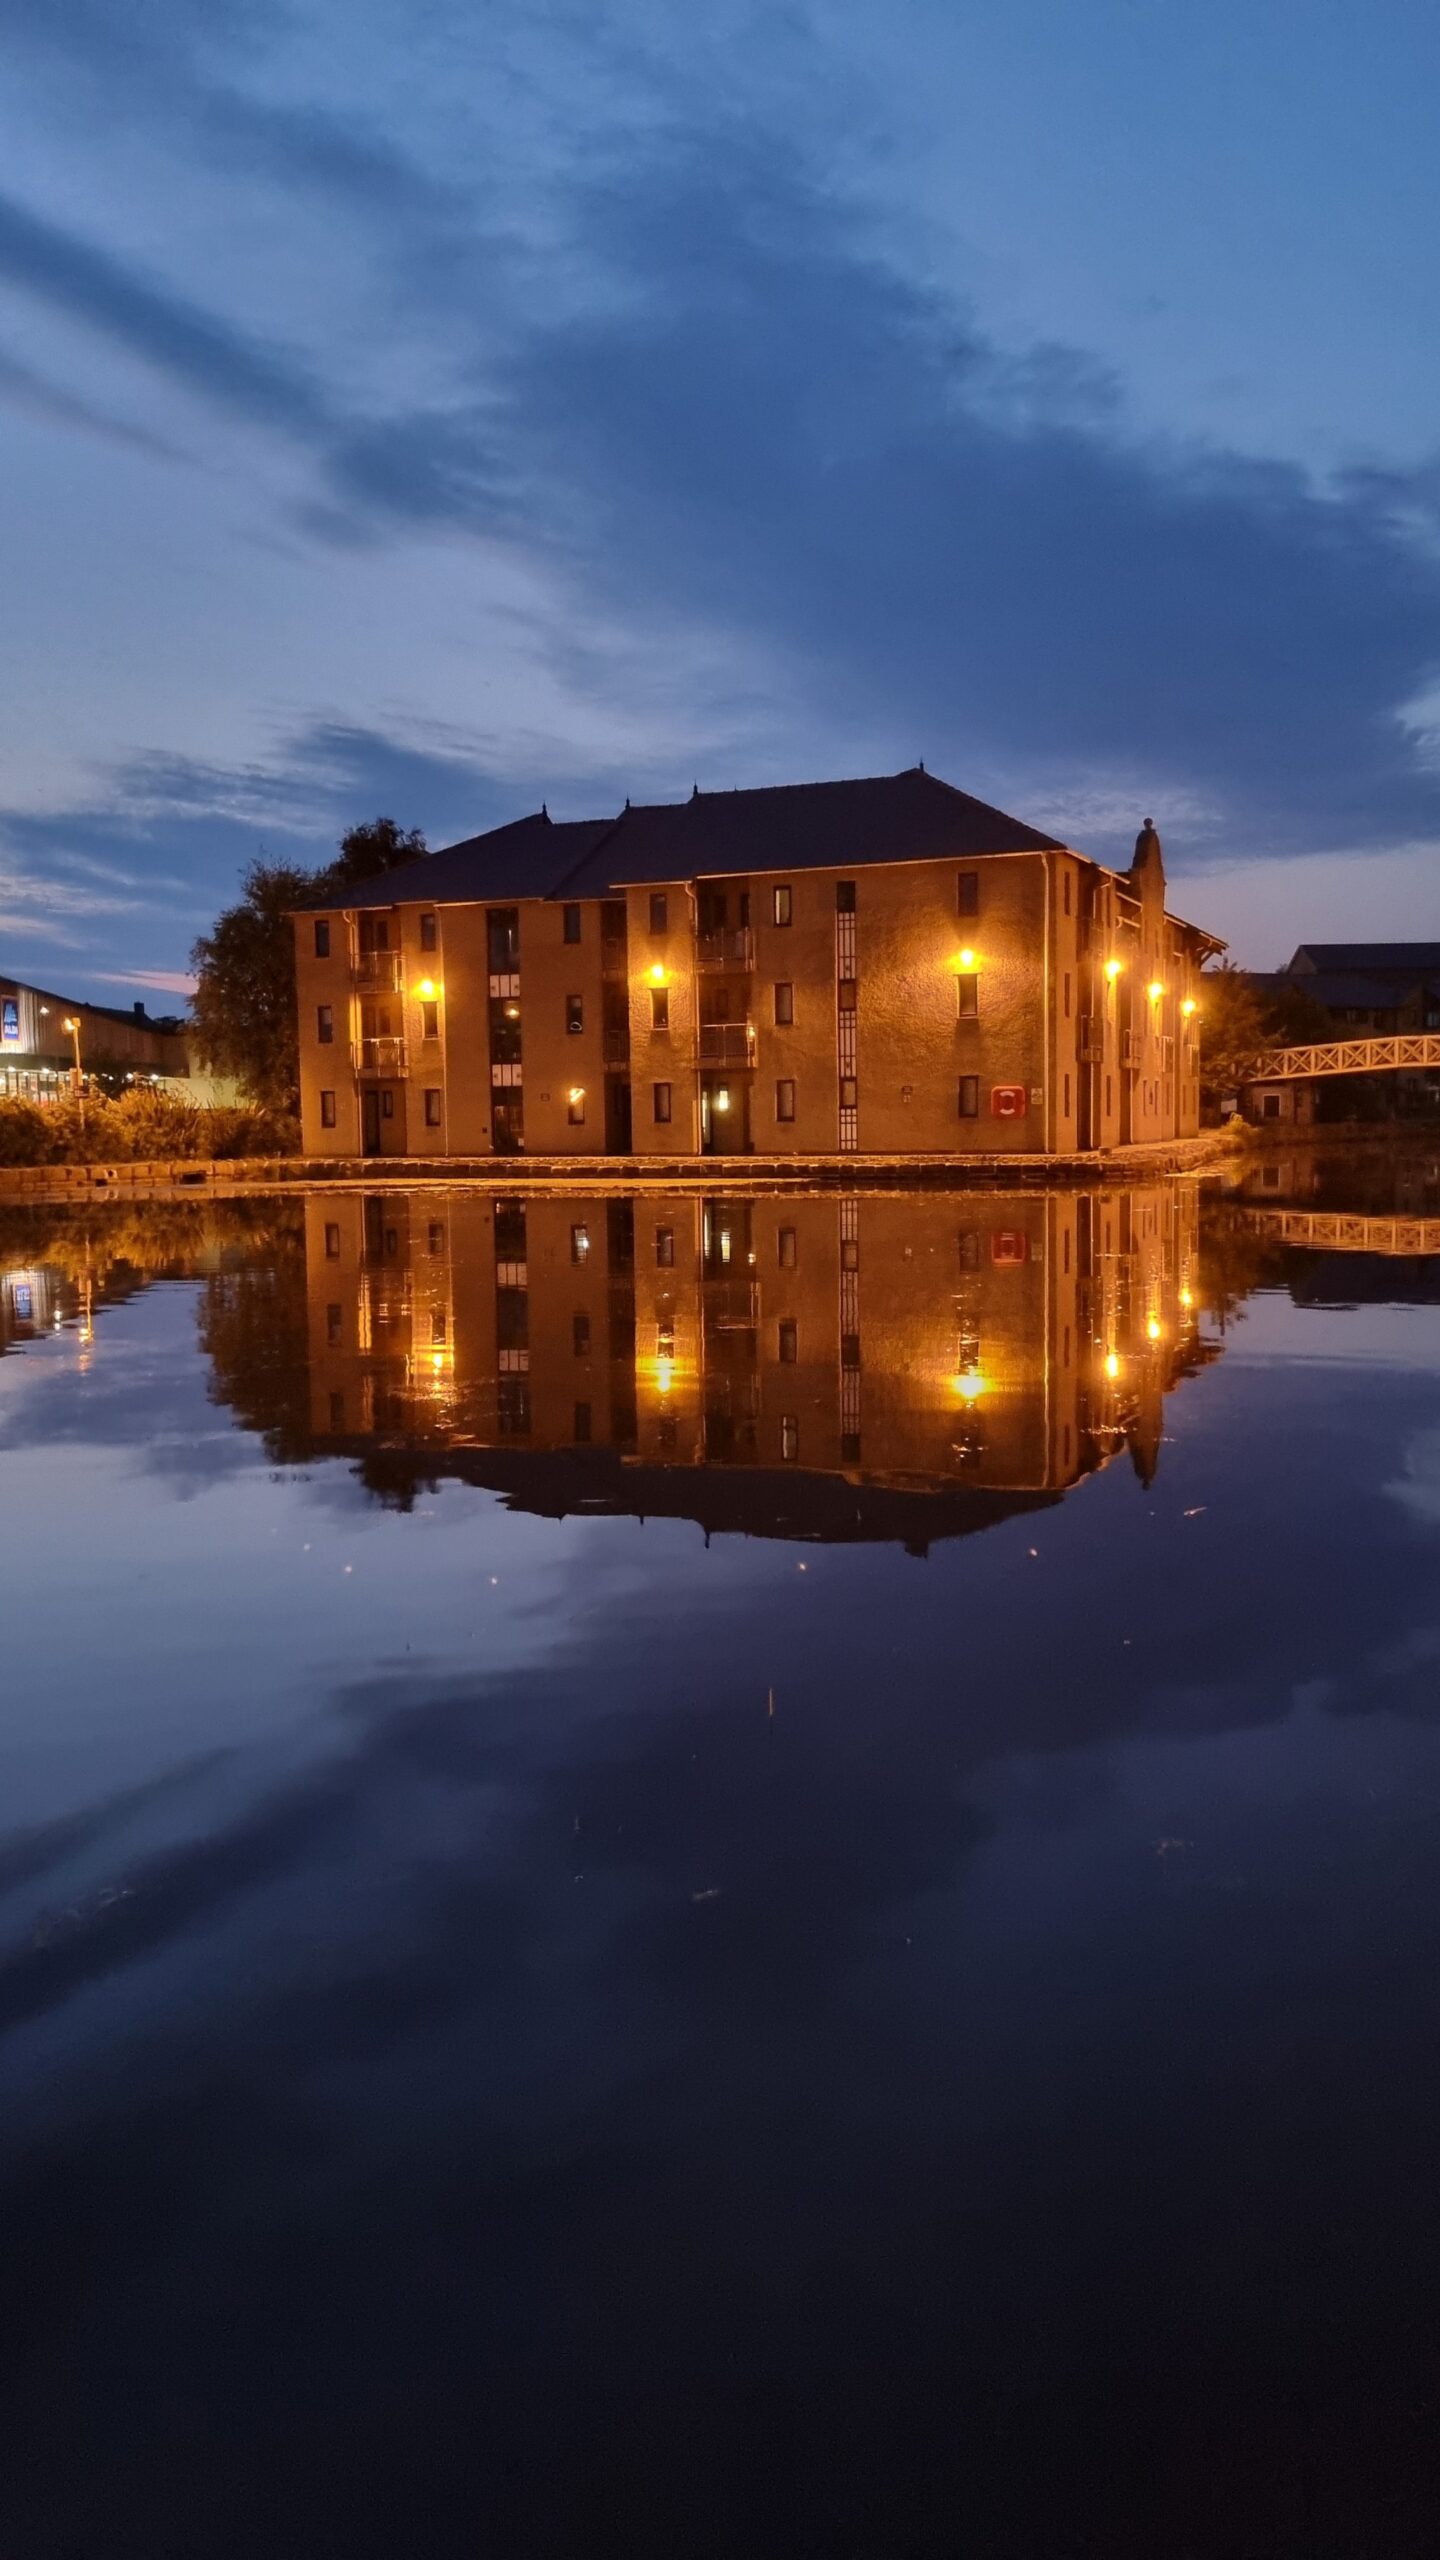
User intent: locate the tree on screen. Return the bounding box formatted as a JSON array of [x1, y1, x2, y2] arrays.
[[1197, 963, 1336, 1111], [189, 818, 428, 1117]]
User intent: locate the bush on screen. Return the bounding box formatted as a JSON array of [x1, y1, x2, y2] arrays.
[[0, 1089, 299, 1167], [0, 1099, 55, 1165]]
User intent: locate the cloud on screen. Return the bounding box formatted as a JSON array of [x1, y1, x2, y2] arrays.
[[90, 968, 198, 998], [0, 344, 182, 457]]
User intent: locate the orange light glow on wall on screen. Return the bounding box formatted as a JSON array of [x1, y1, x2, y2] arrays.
[[1146, 980, 1165, 1002], [1181, 998, 1198, 1017], [1104, 1350, 1121, 1380], [649, 963, 667, 986], [950, 1368, 986, 1403], [1104, 958, 1123, 981], [953, 946, 980, 971], [416, 977, 438, 1000]]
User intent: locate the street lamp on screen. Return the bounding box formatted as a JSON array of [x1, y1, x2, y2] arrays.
[[61, 1015, 83, 1095]]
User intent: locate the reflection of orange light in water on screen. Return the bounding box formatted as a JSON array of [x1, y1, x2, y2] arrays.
[[1179, 1285, 1194, 1310], [950, 1368, 986, 1404], [1146, 1316, 1162, 1341], [1104, 1351, 1121, 1380], [656, 1359, 674, 1395]]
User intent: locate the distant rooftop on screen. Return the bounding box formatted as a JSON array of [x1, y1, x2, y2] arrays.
[[1286, 942, 1440, 977]]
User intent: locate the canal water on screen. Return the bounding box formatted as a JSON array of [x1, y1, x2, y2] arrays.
[[3, 1160, 1440, 2556]]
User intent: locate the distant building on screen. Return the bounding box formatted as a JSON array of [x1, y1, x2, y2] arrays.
[[1247, 942, 1440, 1120], [0, 974, 191, 1101], [293, 771, 1223, 1160]]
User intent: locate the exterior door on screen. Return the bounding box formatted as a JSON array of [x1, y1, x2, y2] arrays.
[[361, 1088, 381, 1155]]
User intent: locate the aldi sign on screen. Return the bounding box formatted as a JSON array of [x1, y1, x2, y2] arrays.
[[1, 997, 19, 1045]]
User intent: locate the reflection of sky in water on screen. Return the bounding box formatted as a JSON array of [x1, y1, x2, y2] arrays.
[[4, 1221, 1440, 2553]]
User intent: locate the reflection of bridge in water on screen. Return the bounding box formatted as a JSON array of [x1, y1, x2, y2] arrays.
[[1236, 1208, 1440, 1257], [1239, 1035, 1440, 1084]]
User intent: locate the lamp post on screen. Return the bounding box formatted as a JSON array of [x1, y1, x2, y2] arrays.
[[61, 1015, 83, 1113]]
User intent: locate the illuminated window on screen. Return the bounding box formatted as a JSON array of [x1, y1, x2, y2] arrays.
[[566, 993, 584, 1034], [314, 919, 330, 957], [317, 1004, 334, 1044], [778, 1319, 798, 1362], [841, 1235, 858, 1271], [573, 1310, 591, 1355], [774, 981, 794, 1026], [324, 1221, 340, 1257], [421, 1001, 439, 1040], [567, 1089, 586, 1125], [781, 1414, 799, 1460], [778, 1225, 797, 1268], [650, 987, 670, 1032], [958, 871, 980, 917], [563, 903, 582, 944], [653, 1081, 672, 1124], [956, 974, 979, 1019], [649, 892, 668, 933], [835, 880, 856, 913], [840, 1075, 857, 1108], [571, 1223, 590, 1263], [958, 1075, 979, 1118], [776, 1078, 796, 1122], [424, 1088, 442, 1127], [773, 884, 792, 926], [656, 1225, 675, 1266], [420, 912, 438, 951], [320, 1090, 337, 1128]]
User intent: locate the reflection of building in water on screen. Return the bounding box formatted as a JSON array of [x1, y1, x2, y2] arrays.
[[303, 1185, 1209, 1543]]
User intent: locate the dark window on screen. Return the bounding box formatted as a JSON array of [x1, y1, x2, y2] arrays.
[[326, 1303, 342, 1345], [958, 1227, 980, 1269], [776, 1078, 796, 1122], [650, 987, 669, 1032], [837, 978, 857, 1012], [653, 1082, 672, 1124], [958, 1076, 980, 1118], [563, 903, 582, 944], [316, 1004, 334, 1044], [486, 908, 520, 972], [320, 1090, 337, 1128], [314, 919, 330, 957], [840, 1431, 861, 1465], [835, 880, 856, 913], [1105, 1076, 1113, 1116], [566, 993, 584, 1035], [1063, 872, 1072, 917], [649, 892, 668, 934], [571, 1223, 590, 1263], [424, 1088, 442, 1127], [421, 1001, 439, 1039], [778, 1319, 798, 1363], [781, 1415, 799, 1461], [573, 1311, 591, 1355], [958, 871, 980, 917], [324, 1221, 340, 1258], [656, 1225, 675, 1267], [567, 1088, 586, 1125], [428, 1221, 444, 1253], [841, 1332, 861, 1370], [956, 974, 979, 1019], [328, 1390, 345, 1431], [381, 1088, 394, 1119], [774, 981, 794, 1026], [358, 915, 390, 954], [841, 1235, 858, 1272], [778, 1226, 797, 1269], [1064, 1073, 1071, 1116], [574, 1400, 592, 1443], [1063, 972, 1071, 1017], [657, 1413, 678, 1450], [773, 884, 792, 926], [420, 912, 438, 951]]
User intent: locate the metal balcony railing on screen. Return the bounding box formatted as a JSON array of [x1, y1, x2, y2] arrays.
[[353, 1036, 408, 1075], [701, 1277, 760, 1330], [697, 1022, 756, 1067], [352, 952, 401, 991], [1077, 1017, 1103, 1063], [602, 1027, 630, 1064], [695, 927, 755, 971], [1121, 1030, 1142, 1068]]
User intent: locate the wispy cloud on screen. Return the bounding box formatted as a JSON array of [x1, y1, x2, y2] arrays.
[[90, 967, 197, 998]]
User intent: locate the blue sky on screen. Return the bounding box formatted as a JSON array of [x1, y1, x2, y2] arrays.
[[2, 0, 1439, 996]]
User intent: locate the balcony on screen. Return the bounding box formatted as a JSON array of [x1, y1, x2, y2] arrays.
[[352, 951, 401, 992], [1077, 1016, 1103, 1064], [697, 1022, 756, 1068], [603, 1027, 630, 1065], [701, 1277, 761, 1330], [353, 1036, 408, 1076], [695, 927, 755, 971], [1121, 1030, 1142, 1069]]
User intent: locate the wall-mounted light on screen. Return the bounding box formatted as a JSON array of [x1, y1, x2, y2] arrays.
[[954, 946, 980, 972], [504, 1002, 520, 1019], [1104, 958, 1123, 981], [1146, 980, 1165, 1002], [1181, 997, 1198, 1017], [416, 978, 438, 1001], [714, 1086, 730, 1113], [649, 963, 667, 986], [568, 1086, 585, 1106]]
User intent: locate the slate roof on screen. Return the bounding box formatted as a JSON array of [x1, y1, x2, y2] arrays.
[[340, 813, 615, 910], [1287, 942, 1440, 977], [556, 767, 1066, 895], [1249, 969, 1432, 1011]]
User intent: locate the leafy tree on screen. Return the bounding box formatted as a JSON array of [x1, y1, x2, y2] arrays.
[[189, 818, 427, 1116], [1197, 964, 1336, 1110]]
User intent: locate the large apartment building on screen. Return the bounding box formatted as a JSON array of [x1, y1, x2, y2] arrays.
[[294, 770, 1222, 1160]]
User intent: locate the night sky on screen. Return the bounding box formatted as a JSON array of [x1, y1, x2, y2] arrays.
[[3, 0, 1439, 1001]]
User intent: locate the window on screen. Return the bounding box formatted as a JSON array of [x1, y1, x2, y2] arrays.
[[958, 871, 980, 917], [431, 1313, 446, 1345], [958, 1227, 980, 1269], [653, 1081, 672, 1124], [656, 1225, 675, 1267], [841, 1431, 861, 1465], [1063, 972, 1071, 1018], [657, 1319, 675, 1356], [840, 1076, 857, 1108], [1063, 871, 1072, 916], [778, 1319, 798, 1363], [421, 1001, 439, 1040], [314, 919, 330, 957], [428, 1222, 444, 1254], [778, 1225, 797, 1269], [650, 986, 669, 1033], [1063, 1073, 1071, 1117], [573, 1311, 591, 1355], [326, 1303, 342, 1345], [566, 993, 584, 1035], [958, 1075, 979, 1118], [649, 892, 668, 934], [563, 902, 582, 945], [773, 981, 794, 1026], [317, 1004, 334, 1044], [956, 974, 979, 1019], [574, 1400, 592, 1443], [772, 884, 793, 926], [841, 1333, 860, 1370], [420, 912, 438, 952], [837, 978, 857, 1013], [324, 1221, 340, 1258], [358, 915, 389, 954], [781, 1415, 799, 1461], [320, 1089, 337, 1128], [776, 1078, 796, 1122], [380, 1088, 394, 1120], [841, 1235, 858, 1272], [567, 1088, 586, 1125], [424, 1088, 442, 1128], [328, 1391, 346, 1431], [835, 880, 856, 913], [1105, 1076, 1113, 1117], [571, 1223, 590, 1263]]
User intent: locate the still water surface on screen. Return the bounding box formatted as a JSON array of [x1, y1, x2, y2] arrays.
[[3, 1164, 1440, 2556]]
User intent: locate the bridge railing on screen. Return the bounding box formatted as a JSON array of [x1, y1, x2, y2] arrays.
[[1237, 1034, 1440, 1083]]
